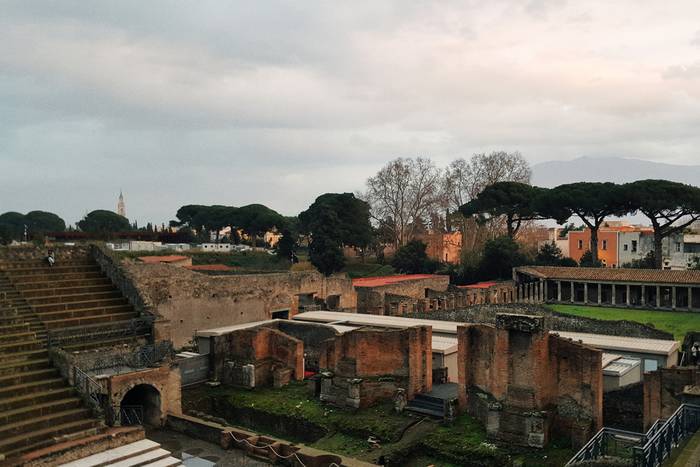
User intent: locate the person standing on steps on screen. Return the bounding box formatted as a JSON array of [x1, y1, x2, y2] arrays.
[[46, 249, 55, 267]]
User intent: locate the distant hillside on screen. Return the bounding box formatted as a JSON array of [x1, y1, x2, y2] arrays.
[[531, 156, 700, 187]]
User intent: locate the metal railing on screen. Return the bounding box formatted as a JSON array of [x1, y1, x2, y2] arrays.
[[111, 405, 144, 426], [47, 315, 155, 349], [632, 403, 700, 467], [73, 366, 107, 418], [566, 403, 700, 467]]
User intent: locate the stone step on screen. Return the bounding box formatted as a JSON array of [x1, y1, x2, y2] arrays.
[[0, 330, 37, 344], [0, 367, 59, 388], [22, 284, 117, 299], [44, 311, 139, 329], [0, 357, 50, 377], [27, 290, 124, 306], [16, 277, 112, 291], [0, 407, 93, 439], [0, 417, 101, 457], [0, 322, 31, 335], [0, 338, 44, 355], [11, 272, 106, 285], [0, 386, 75, 413], [62, 335, 142, 352], [0, 396, 83, 425], [4, 265, 101, 276], [58, 439, 161, 467], [142, 457, 183, 467], [39, 305, 136, 322], [0, 259, 94, 269], [0, 348, 49, 366], [404, 405, 444, 418], [0, 377, 67, 399], [109, 448, 173, 467], [34, 297, 129, 313]]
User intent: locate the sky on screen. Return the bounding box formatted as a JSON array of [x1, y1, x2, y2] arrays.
[[2, 1, 700, 226]]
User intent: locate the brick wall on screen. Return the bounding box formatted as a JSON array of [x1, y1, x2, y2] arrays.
[[643, 367, 700, 429], [118, 259, 355, 347], [211, 325, 304, 387], [456, 314, 602, 449], [319, 326, 432, 405], [356, 276, 449, 314]]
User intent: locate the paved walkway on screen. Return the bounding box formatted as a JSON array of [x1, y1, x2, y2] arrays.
[[147, 429, 267, 467], [666, 429, 700, 467]]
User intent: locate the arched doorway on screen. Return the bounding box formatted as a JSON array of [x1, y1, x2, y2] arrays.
[[120, 384, 162, 426]]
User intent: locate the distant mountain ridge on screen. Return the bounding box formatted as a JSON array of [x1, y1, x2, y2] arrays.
[[531, 156, 700, 187]]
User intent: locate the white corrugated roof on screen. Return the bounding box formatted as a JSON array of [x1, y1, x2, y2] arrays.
[[601, 353, 622, 367], [195, 320, 276, 337], [603, 357, 641, 377], [554, 331, 678, 356], [294, 311, 679, 357]]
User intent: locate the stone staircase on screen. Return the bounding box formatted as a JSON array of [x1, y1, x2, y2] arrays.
[[58, 439, 183, 467], [0, 255, 149, 460], [405, 393, 446, 418]]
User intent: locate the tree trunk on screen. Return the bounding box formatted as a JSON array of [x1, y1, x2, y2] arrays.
[[654, 232, 663, 269], [590, 228, 599, 263]]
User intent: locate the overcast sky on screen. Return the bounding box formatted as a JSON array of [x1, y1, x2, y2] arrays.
[[2, 1, 700, 225]]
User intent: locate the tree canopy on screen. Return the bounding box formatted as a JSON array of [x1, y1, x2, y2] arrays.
[[391, 240, 438, 274], [459, 181, 544, 238], [624, 180, 700, 268], [0, 210, 66, 243], [77, 210, 131, 234]]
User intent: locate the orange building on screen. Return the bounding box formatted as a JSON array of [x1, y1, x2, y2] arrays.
[[568, 224, 653, 268], [424, 231, 463, 264]]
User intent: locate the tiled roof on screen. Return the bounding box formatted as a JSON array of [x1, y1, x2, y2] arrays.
[[352, 274, 446, 288], [137, 255, 189, 263], [458, 281, 498, 289], [515, 266, 700, 285]]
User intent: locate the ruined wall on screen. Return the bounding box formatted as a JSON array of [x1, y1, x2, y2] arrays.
[[319, 326, 432, 405], [272, 321, 340, 371], [356, 276, 449, 314], [643, 367, 700, 429], [548, 335, 603, 447], [211, 325, 304, 388], [120, 261, 356, 347], [603, 382, 644, 432], [456, 314, 603, 449]]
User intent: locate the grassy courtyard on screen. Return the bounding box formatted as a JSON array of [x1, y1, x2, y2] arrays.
[[182, 382, 573, 466], [547, 304, 700, 340]]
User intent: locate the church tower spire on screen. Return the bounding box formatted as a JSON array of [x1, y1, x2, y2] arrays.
[[117, 190, 126, 217]]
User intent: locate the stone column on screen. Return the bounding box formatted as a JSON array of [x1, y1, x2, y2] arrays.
[[557, 281, 562, 302], [672, 286, 677, 310], [571, 282, 575, 303], [612, 284, 616, 306], [689, 287, 693, 311], [542, 280, 547, 302], [641, 285, 645, 306], [598, 283, 602, 305], [626, 284, 631, 306], [584, 283, 589, 304], [656, 285, 661, 308]]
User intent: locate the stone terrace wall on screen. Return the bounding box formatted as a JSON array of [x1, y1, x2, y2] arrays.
[[408, 303, 674, 340], [0, 244, 90, 263], [120, 261, 356, 348]]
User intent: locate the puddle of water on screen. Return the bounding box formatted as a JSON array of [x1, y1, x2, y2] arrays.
[[182, 452, 216, 467]]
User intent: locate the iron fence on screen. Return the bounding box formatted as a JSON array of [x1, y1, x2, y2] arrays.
[[47, 315, 155, 349], [111, 405, 144, 426], [73, 366, 107, 418], [566, 403, 700, 467]]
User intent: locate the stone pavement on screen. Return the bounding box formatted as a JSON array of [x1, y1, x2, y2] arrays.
[[666, 429, 700, 467]]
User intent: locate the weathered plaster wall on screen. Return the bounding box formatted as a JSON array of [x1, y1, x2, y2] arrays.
[[120, 261, 355, 347]]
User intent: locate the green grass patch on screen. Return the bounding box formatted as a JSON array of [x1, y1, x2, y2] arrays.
[[342, 260, 395, 278], [547, 304, 700, 340]]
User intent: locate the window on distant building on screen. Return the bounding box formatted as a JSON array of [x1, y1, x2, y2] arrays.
[[631, 240, 638, 253], [675, 242, 681, 252], [602, 240, 608, 250], [623, 244, 629, 251], [578, 239, 583, 250]]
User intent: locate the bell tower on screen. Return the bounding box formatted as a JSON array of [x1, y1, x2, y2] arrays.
[[117, 190, 126, 217]]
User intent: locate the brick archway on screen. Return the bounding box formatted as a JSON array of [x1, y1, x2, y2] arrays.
[[120, 383, 162, 426]]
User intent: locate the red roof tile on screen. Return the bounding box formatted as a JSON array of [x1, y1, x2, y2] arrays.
[[352, 274, 445, 288], [138, 255, 189, 264], [458, 281, 498, 289], [516, 265, 700, 285]]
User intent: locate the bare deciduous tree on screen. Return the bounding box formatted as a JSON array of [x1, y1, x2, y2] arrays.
[[364, 157, 443, 247], [443, 151, 531, 249]]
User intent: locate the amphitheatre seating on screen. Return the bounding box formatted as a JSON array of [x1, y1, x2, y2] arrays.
[[0, 254, 150, 460]]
